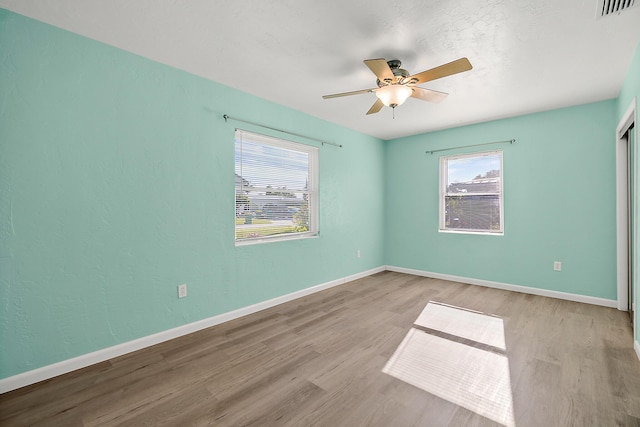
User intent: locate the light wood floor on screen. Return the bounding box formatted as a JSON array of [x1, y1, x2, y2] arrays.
[[2, 271, 640, 426]]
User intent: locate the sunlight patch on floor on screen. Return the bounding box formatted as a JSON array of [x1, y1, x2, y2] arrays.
[[414, 302, 506, 350], [383, 302, 515, 427]]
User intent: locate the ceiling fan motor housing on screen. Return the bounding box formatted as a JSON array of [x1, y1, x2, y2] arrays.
[[376, 59, 410, 87]]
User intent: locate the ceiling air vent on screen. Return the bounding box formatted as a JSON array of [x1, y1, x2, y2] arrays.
[[596, 0, 636, 19]]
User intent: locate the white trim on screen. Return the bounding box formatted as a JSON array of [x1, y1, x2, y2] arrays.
[[635, 340, 640, 361], [438, 229, 504, 236], [235, 232, 319, 246], [0, 265, 385, 394], [0, 263, 621, 393], [617, 97, 637, 311], [385, 265, 618, 308], [619, 99, 637, 139], [631, 128, 637, 347]]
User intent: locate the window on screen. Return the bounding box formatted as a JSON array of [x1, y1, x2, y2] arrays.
[[235, 129, 318, 245], [440, 150, 503, 234]]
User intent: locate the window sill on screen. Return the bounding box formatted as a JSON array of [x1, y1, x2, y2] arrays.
[[439, 229, 504, 236], [235, 231, 319, 247]]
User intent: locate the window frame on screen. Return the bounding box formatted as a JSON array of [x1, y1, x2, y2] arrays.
[[234, 129, 319, 246], [439, 150, 504, 235]]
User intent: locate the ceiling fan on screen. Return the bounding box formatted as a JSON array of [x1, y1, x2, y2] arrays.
[[322, 57, 473, 115]]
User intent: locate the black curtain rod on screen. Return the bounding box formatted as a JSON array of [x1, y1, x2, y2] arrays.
[[425, 139, 516, 154], [223, 114, 342, 148]]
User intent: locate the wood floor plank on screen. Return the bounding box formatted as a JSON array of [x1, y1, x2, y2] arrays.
[[3, 271, 640, 426]]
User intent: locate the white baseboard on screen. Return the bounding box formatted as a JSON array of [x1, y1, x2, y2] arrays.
[[1, 264, 619, 393], [0, 265, 385, 394], [635, 340, 640, 362], [385, 265, 618, 308]]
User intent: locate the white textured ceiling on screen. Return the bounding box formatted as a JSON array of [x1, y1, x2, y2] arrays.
[[1, 0, 640, 140]]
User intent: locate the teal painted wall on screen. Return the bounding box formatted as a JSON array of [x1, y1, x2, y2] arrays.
[[0, 10, 385, 379], [384, 100, 617, 300], [1, 7, 636, 382]]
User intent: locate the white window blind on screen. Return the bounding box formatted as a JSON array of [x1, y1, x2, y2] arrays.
[[235, 129, 318, 244], [440, 150, 503, 234]]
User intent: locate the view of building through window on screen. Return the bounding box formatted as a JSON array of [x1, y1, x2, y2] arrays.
[[440, 150, 503, 233], [235, 130, 318, 243]]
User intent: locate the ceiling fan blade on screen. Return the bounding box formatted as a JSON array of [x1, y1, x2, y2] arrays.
[[366, 98, 384, 115], [364, 59, 395, 83], [410, 87, 449, 103], [408, 57, 472, 85], [322, 88, 376, 99]]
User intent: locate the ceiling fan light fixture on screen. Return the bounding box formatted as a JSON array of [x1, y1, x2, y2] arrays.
[[322, 57, 471, 115], [375, 84, 413, 108]]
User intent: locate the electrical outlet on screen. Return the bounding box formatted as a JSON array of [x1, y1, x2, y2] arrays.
[[178, 284, 187, 298], [357, 249, 361, 258], [553, 261, 562, 271]]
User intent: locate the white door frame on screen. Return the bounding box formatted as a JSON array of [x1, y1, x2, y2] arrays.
[[617, 97, 637, 312]]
